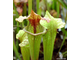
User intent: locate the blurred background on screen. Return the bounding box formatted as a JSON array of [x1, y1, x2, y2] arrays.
[[13, 0, 67, 60]]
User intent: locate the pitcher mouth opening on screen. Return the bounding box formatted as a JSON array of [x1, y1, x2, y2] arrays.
[[23, 27, 47, 36]]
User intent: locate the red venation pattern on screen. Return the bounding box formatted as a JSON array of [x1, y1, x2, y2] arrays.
[[28, 10, 41, 33]]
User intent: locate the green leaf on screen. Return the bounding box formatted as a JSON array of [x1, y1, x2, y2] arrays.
[[24, 10, 44, 60], [19, 37, 30, 60], [13, 40, 21, 60], [40, 11, 65, 29], [16, 30, 30, 60], [40, 11, 65, 60], [16, 30, 25, 41], [19, 37, 29, 47], [25, 25, 44, 60]]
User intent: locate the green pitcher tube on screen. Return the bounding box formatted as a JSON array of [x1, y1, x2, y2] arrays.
[[16, 30, 30, 60], [40, 11, 65, 60], [23, 10, 46, 60]]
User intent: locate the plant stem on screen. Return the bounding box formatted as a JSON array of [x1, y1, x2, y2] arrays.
[[22, 22, 24, 27], [23, 3, 27, 16], [13, 40, 21, 60], [38, 8, 42, 16], [55, 36, 66, 58], [62, 51, 67, 55], [43, 29, 57, 60], [56, 2, 60, 18], [46, 1, 50, 12], [13, 1, 20, 51], [13, 16, 16, 25], [56, 0, 67, 9], [36, 0, 41, 15], [13, 2, 19, 17], [36, 0, 39, 12], [52, 0, 56, 10], [28, 0, 32, 14], [58, 36, 66, 52], [22, 3, 27, 26], [32, 0, 36, 12]]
